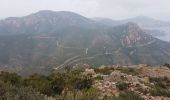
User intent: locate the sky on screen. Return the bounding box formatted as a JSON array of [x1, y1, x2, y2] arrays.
[[0, 0, 170, 20]]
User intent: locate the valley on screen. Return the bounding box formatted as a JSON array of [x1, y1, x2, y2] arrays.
[[0, 11, 170, 75]]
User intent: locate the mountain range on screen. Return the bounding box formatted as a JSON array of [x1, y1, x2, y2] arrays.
[[0, 10, 170, 75], [93, 16, 170, 27], [93, 16, 170, 41]]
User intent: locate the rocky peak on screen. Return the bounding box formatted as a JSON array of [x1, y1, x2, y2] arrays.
[[121, 22, 152, 47], [125, 22, 143, 36]]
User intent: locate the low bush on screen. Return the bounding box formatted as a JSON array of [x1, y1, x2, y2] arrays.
[[116, 81, 129, 91], [118, 91, 144, 100], [150, 87, 170, 97]]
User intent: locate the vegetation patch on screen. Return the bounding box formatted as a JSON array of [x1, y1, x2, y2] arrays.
[[116, 81, 129, 91], [117, 91, 144, 100]]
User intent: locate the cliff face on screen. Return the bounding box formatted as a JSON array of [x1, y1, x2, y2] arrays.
[[120, 23, 154, 47]]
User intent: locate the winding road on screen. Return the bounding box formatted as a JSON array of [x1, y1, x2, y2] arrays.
[[54, 40, 159, 70]]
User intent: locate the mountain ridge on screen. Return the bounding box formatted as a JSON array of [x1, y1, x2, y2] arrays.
[[0, 10, 170, 75], [0, 10, 101, 35]]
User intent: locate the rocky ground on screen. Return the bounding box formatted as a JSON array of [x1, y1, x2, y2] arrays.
[[83, 64, 170, 100]]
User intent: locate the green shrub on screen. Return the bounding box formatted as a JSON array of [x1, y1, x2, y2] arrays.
[[150, 87, 170, 97], [163, 63, 170, 68], [118, 91, 144, 100], [55, 88, 99, 100], [74, 76, 92, 90], [0, 71, 21, 86], [94, 75, 103, 80], [94, 67, 114, 75], [149, 77, 170, 89], [120, 68, 138, 75], [0, 81, 45, 100], [116, 81, 129, 91]]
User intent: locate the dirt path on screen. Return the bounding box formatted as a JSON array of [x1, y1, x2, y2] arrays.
[[160, 48, 170, 56], [54, 55, 80, 70], [126, 40, 155, 48]]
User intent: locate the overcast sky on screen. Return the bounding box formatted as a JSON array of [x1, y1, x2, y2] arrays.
[[0, 0, 170, 20]]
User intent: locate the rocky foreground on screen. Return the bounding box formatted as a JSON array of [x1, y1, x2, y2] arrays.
[[0, 64, 170, 100], [83, 64, 170, 100]]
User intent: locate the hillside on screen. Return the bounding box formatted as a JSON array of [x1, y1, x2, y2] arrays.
[[0, 11, 170, 75]]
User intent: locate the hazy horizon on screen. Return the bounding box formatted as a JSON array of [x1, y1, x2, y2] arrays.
[[0, 0, 170, 21], [0, 10, 167, 22]]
